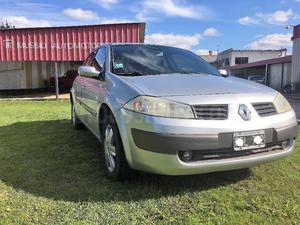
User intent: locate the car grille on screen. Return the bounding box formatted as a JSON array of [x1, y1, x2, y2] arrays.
[[193, 104, 228, 120], [252, 102, 277, 117]]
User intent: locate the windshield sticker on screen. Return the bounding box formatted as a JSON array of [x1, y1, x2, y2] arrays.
[[113, 63, 124, 69]]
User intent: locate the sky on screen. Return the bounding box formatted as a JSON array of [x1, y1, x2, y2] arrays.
[[0, 0, 299, 54]]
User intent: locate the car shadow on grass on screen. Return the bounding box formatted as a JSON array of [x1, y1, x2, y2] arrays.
[[0, 120, 251, 203]]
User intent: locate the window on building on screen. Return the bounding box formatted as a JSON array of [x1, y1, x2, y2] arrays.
[[235, 57, 248, 65], [225, 58, 229, 66]]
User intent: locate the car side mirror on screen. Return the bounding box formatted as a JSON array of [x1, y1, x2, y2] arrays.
[[218, 69, 229, 77], [78, 66, 102, 78]]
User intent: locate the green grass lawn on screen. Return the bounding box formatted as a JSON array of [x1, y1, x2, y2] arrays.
[[0, 100, 299, 225]]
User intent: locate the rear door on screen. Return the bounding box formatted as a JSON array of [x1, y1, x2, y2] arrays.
[[73, 77, 83, 118], [75, 51, 96, 123]]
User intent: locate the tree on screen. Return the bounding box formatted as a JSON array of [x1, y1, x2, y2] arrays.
[[0, 20, 15, 30]]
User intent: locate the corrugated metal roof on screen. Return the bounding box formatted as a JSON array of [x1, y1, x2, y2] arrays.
[[229, 55, 292, 70], [0, 23, 145, 61], [219, 48, 287, 54]]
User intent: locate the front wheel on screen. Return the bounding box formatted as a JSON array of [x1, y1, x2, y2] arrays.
[[101, 114, 136, 181]]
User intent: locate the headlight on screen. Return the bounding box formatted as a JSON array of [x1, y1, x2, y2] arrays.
[[123, 96, 195, 119], [273, 93, 292, 113]]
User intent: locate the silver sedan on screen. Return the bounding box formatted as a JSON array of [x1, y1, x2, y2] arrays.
[[70, 44, 297, 180]]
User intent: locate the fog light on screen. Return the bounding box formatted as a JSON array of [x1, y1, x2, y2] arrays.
[[282, 140, 288, 149], [182, 151, 193, 161], [235, 138, 244, 147], [253, 135, 263, 145]]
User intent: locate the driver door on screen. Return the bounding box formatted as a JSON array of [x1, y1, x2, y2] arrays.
[[81, 47, 107, 136]]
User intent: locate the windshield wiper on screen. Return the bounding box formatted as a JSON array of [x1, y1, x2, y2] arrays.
[[175, 71, 211, 75], [115, 71, 145, 76]]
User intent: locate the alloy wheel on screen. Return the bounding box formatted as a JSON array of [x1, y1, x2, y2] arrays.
[[104, 124, 116, 172]]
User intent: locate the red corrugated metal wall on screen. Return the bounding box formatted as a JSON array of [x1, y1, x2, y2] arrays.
[[293, 24, 300, 39], [0, 23, 145, 61]]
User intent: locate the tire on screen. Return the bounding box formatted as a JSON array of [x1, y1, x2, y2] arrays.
[[101, 113, 136, 181], [71, 102, 83, 129]]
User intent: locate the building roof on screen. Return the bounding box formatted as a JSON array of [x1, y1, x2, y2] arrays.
[[219, 48, 287, 54], [228, 55, 292, 70], [0, 22, 145, 31], [0, 23, 145, 62]]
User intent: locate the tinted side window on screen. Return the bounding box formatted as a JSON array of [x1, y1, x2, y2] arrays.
[[95, 47, 106, 70], [84, 47, 105, 72]]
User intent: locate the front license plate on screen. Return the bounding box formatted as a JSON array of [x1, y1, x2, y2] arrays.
[[233, 130, 265, 151]]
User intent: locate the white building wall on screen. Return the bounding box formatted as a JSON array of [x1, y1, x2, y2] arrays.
[[0, 61, 77, 90], [291, 38, 300, 83], [268, 62, 291, 90], [41, 62, 47, 83], [217, 49, 286, 68], [284, 63, 291, 86], [269, 64, 283, 90], [0, 62, 26, 90], [231, 51, 284, 66], [31, 62, 39, 89]]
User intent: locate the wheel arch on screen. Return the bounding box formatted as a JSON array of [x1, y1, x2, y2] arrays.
[[70, 92, 73, 104], [98, 103, 115, 139], [98, 103, 133, 166], [70, 87, 75, 104]]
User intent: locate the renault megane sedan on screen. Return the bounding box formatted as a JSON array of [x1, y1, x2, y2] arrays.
[[70, 44, 297, 180]]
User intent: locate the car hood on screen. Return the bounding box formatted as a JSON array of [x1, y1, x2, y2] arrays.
[[121, 73, 275, 97]]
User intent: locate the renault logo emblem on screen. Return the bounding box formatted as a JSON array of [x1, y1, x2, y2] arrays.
[[239, 104, 251, 121]]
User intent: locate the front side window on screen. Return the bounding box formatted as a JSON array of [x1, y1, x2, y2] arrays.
[[84, 51, 95, 67], [111, 45, 220, 76], [84, 48, 104, 73], [95, 47, 106, 71]]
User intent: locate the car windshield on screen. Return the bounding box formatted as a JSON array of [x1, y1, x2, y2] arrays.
[[111, 45, 220, 76]]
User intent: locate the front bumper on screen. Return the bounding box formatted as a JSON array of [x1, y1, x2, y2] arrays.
[[116, 108, 297, 175]]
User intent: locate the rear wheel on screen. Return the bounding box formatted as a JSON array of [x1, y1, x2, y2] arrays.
[[71, 102, 83, 129], [101, 113, 136, 181]]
